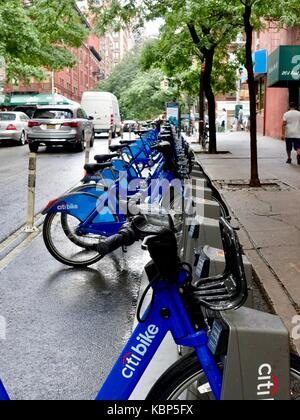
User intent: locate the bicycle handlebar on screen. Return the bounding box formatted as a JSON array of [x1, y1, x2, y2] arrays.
[[96, 225, 137, 256]]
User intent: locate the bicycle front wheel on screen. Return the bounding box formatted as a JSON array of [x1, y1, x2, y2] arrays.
[[146, 352, 300, 400], [43, 212, 105, 267]]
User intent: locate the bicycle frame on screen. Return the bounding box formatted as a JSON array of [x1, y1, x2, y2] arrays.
[[96, 269, 222, 401], [45, 159, 181, 238]]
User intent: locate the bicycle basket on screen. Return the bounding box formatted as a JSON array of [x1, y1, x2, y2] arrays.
[[189, 218, 248, 311]]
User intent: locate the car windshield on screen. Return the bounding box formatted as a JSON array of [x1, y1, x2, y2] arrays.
[[0, 114, 16, 121], [33, 109, 73, 120]]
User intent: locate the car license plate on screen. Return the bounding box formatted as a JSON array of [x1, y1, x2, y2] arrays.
[[47, 124, 56, 129]]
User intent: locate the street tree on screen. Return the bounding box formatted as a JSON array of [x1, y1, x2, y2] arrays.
[[99, 49, 176, 120], [140, 29, 239, 145], [228, 0, 300, 187], [0, 0, 88, 82], [90, 0, 241, 153]]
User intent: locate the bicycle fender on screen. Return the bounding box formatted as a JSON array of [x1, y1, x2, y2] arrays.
[[43, 192, 101, 221]]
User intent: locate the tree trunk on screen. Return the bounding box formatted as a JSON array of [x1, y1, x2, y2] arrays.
[[186, 23, 217, 153], [203, 48, 217, 154], [199, 68, 205, 145], [244, 4, 261, 187]]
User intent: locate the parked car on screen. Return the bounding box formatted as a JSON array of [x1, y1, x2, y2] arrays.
[[0, 112, 30, 146], [27, 105, 94, 153], [81, 91, 121, 138], [122, 120, 138, 133], [13, 106, 38, 119]]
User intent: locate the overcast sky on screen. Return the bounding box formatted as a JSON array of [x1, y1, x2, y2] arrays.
[[144, 18, 164, 37]]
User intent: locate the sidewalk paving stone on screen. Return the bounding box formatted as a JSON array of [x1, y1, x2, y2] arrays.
[[191, 131, 300, 354]]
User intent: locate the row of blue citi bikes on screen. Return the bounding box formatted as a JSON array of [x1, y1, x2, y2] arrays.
[[1, 120, 300, 400]]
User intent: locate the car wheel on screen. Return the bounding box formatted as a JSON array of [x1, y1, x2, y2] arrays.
[[18, 131, 26, 146], [29, 143, 39, 153]]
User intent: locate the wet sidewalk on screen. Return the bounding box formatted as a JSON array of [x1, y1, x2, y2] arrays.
[[191, 131, 300, 354]]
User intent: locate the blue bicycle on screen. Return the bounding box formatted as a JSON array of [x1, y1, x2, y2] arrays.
[[42, 128, 188, 267], [92, 214, 300, 400], [1, 214, 300, 400]]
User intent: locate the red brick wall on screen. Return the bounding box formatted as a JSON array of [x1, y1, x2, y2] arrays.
[[5, 34, 103, 104], [265, 88, 289, 139], [253, 25, 299, 139]]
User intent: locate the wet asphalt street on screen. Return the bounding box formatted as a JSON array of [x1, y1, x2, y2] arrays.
[[0, 137, 109, 242], [0, 136, 149, 400]]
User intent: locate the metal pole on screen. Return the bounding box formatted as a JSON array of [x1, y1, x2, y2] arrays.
[[108, 129, 113, 149], [85, 131, 91, 165], [129, 126, 132, 141], [23, 153, 39, 233]]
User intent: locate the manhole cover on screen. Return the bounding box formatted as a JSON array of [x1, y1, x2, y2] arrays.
[[215, 179, 293, 191]]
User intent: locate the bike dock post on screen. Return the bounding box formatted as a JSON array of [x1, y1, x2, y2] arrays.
[[85, 131, 91, 165], [108, 129, 113, 148], [22, 153, 39, 233]]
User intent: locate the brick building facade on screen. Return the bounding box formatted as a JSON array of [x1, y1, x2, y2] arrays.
[[5, 2, 134, 105], [253, 25, 300, 139]]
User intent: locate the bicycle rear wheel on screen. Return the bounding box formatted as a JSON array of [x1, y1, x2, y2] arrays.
[[43, 212, 105, 267], [146, 352, 300, 400]]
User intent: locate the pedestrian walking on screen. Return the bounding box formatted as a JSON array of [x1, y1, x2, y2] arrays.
[[237, 108, 244, 131], [220, 108, 227, 132], [282, 102, 300, 165]]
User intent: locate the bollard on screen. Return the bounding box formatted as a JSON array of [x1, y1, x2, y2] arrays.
[[22, 153, 39, 233], [120, 126, 124, 140], [85, 131, 91, 165], [129, 126, 132, 141], [108, 129, 113, 149]]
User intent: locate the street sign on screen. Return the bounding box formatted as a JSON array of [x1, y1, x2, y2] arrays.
[[166, 102, 180, 122]]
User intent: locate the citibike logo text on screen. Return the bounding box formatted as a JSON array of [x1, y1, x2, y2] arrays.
[[57, 202, 79, 211], [257, 364, 279, 400], [122, 324, 159, 380]]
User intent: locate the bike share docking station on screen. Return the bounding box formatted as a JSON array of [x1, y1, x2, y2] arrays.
[[184, 162, 290, 400]]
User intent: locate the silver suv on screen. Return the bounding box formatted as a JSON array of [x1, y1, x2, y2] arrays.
[[28, 104, 94, 153]]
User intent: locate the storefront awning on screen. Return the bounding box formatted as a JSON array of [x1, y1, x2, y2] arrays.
[[268, 46, 300, 87], [1, 93, 76, 107]]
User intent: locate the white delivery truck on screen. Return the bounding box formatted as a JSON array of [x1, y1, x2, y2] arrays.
[[81, 91, 121, 138]]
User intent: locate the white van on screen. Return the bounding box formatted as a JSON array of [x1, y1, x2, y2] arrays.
[[81, 91, 121, 137]]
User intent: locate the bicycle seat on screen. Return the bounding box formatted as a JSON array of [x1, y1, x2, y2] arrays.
[[94, 153, 118, 163], [187, 218, 248, 311], [109, 144, 131, 152], [151, 141, 173, 153], [132, 215, 179, 284], [84, 162, 113, 174], [134, 130, 151, 136], [120, 140, 136, 145]]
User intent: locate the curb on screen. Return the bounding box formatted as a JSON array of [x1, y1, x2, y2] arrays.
[[193, 149, 300, 356]]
